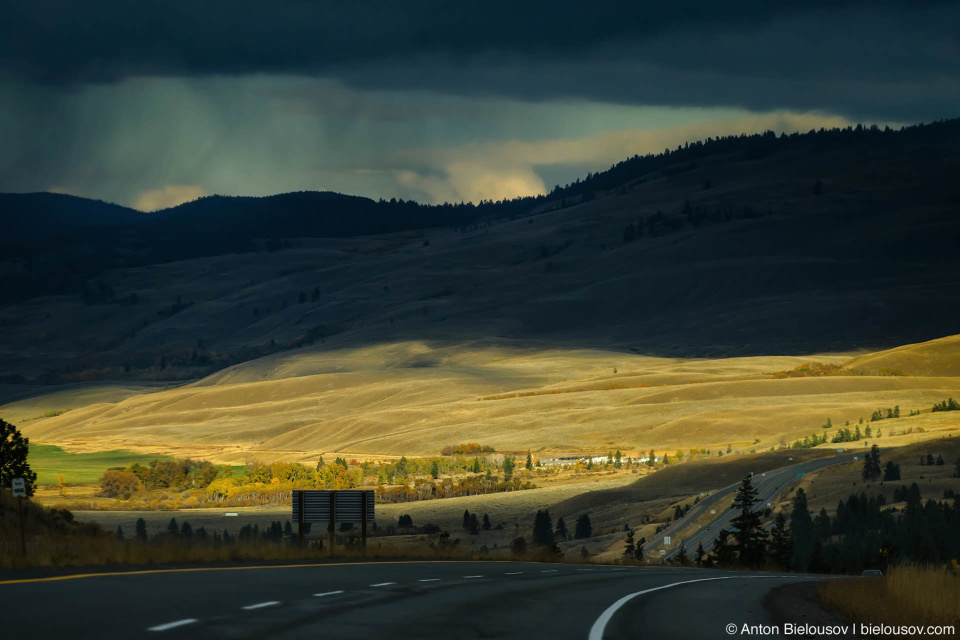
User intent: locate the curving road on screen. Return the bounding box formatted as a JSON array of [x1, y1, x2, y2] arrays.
[[651, 452, 860, 562], [0, 561, 821, 639]]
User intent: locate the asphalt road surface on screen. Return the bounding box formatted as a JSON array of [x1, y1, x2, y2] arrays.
[[648, 452, 860, 562], [1, 561, 821, 639]]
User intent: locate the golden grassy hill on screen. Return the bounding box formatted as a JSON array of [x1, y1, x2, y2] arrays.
[[844, 334, 960, 377], [12, 336, 960, 464]]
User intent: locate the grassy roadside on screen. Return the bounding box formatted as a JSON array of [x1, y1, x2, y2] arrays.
[[818, 564, 960, 628]]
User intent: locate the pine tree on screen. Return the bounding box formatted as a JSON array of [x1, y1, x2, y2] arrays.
[[469, 513, 480, 535], [712, 529, 735, 566], [731, 475, 767, 567], [482, 513, 491, 530], [532, 510, 554, 546], [623, 529, 636, 559], [526, 450, 533, 471], [614, 450, 622, 468], [883, 461, 900, 481], [694, 541, 706, 567], [180, 521, 193, 538], [862, 444, 882, 482], [167, 517, 179, 536], [503, 456, 515, 480], [116, 525, 124, 540], [555, 516, 567, 540], [430, 460, 440, 479], [789, 489, 814, 571], [135, 517, 148, 541], [768, 512, 792, 569], [463, 509, 471, 530], [574, 514, 592, 539], [635, 536, 645, 562]]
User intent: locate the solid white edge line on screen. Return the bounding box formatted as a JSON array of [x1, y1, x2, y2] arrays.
[[147, 619, 199, 632], [242, 601, 280, 610], [587, 576, 787, 640], [370, 582, 396, 587], [314, 590, 344, 597]]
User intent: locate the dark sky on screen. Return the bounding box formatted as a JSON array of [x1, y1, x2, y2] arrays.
[[1, 1, 957, 209]]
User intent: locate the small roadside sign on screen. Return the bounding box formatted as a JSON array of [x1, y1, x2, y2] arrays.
[[663, 536, 671, 545], [11, 478, 26, 498]]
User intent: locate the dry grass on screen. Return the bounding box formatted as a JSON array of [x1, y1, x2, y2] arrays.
[[13, 337, 960, 462], [819, 564, 960, 628]]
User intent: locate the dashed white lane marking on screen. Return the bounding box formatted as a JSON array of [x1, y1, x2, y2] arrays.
[[370, 582, 396, 587], [541, 569, 559, 573], [242, 601, 280, 610], [505, 571, 523, 575], [314, 591, 344, 597], [578, 568, 595, 571], [463, 575, 483, 579], [418, 579, 441, 582], [147, 619, 198, 632]]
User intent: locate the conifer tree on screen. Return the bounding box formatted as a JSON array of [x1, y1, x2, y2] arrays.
[[731, 475, 767, 567], [135, 517, 148, 541], [789, 489, 814, 571], [623, 529, 636, 559], [862, 445, 882, 482], [768, 512, 792, 569], [574, 513, 592, 539], [695, 541, 706, 567]]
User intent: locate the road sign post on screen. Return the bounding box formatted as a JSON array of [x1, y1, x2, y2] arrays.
[[329, 491, 336, 558], [292, 490, 374, 558], [12, 478, 26, 557]]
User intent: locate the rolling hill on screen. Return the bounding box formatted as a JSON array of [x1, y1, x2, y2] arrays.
[[2, 119, 960, 461]]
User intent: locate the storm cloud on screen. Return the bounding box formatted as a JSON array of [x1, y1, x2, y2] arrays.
[[1, 1, 957, 207]]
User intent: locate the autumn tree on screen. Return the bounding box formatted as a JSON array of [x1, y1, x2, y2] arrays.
[[0, 418, 37, 497], [98, 469, 140, 497]]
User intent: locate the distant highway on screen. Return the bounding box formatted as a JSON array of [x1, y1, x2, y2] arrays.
[[0, 561, 820, 639], [647, 452, 860, 562]]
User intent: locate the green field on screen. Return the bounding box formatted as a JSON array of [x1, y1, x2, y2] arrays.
[[28, 444, 174, 485]]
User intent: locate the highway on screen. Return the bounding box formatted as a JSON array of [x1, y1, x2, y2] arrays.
[[0, 561, 820, 639], [644, 452, 860, 562]]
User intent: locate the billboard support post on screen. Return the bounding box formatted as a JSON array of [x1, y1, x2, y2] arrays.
[[361, 491, 368, 558], [329, 491, 336, 558]]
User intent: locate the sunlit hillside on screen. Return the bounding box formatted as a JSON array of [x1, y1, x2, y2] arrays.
[[10, 336, 960, 463]]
